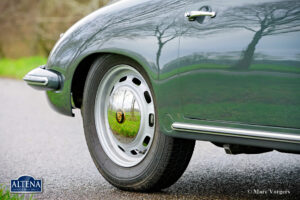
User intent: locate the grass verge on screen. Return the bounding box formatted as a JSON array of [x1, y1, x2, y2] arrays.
[[108, 110, 141, 137], [0, 57, 47, 79], [0, 185, 34, 200]]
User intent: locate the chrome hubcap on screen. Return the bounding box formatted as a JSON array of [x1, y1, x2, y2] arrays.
[[108, 88, 141, 144], [94, 65, 155, 167]]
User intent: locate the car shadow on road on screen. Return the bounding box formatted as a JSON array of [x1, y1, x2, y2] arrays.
[[162, 153, 300, 199]]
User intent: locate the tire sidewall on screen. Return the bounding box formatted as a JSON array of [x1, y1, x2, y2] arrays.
[[82, 55, 170, 189]]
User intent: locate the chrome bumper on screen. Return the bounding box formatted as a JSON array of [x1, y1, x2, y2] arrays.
[[23, 65, 61, 90]]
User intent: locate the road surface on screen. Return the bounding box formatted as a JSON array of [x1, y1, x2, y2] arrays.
[[0, 78, 299, 199]]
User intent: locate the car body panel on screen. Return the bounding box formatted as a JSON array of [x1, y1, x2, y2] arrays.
[[177, 0, 300, 129], [43, 0, 300, 151], [157, 0, 300, 150]]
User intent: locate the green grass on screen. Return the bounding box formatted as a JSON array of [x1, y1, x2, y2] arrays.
[[251, 64, 300, 73], [0, 185, 34, 200], [108, 110, 141, 137], [160, 63, 300, 80], [160, 63, 230, 79], [158, 67, 300, 129], [182, 72, 300, 128], [0, 57, 47, 79], [184, 102, 300, 128]]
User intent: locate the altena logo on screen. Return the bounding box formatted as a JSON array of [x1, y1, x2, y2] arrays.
[[11, 175, 42, 193]]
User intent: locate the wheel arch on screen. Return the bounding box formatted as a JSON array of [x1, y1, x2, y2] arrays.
[[71, 52, 157, 108]]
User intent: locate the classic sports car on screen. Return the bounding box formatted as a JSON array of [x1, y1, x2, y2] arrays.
[[24, 0, 300, 191]]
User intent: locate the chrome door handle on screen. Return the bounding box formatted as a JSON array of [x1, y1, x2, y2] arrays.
[[185, 11, 216, 21]]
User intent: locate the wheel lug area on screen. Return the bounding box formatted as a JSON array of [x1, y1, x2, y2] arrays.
[[96, 66, 155, 167]]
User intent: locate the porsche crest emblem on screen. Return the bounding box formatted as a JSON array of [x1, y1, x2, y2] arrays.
[[116, 110, 125, 124]]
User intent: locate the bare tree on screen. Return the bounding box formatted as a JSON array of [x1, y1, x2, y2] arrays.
[[74, 0, 185, 69], [0, 42, 4, 58], [154, 21, 180, 69], [131, 99, 136, 120], [228, 1, 300, 69], [181, 1, 300, 70], [0, 0, 110, 58]]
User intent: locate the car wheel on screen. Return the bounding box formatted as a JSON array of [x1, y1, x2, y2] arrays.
[[81, 55, 195, 191]]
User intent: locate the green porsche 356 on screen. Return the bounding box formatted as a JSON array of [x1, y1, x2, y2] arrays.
[[24, 0, 300, 191]]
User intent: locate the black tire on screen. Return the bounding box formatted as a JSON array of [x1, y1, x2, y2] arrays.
[[81, 54, 195, 191]]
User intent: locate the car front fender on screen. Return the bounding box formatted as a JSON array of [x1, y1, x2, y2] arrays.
[[45, 0, 184, 116]]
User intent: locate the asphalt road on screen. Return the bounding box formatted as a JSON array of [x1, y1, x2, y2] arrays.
[[0, 78, 300, 200]]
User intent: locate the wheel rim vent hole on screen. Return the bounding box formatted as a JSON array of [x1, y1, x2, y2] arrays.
[[118, 145, 125, 152], [130, 150, 137, 155], [110, 86, 114, 96], [119, 76, 127, 82], [144, 91, 151, 104], [149, 113, 154, 127], [143, 136, 151, 147], [132, 78, 141, 86]]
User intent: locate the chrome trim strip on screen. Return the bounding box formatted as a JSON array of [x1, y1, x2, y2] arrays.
[[172, 122, 300, 143]]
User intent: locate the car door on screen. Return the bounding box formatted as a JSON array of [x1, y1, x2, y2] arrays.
[[178, 0, 300, 129]]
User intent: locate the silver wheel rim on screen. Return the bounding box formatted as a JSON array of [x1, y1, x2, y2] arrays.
[[94, 65, 155, 167]]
